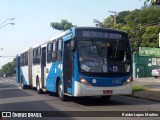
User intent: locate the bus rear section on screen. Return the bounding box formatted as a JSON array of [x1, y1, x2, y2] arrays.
[[16, 55, 20, 83], [18, 48, 33, 88]]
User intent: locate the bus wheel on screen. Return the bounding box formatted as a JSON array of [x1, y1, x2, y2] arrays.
[[21, 76, 26, 89], [101, 95, 111, 101], [36, 78, 42, 94], [58, 80, 66, 101]]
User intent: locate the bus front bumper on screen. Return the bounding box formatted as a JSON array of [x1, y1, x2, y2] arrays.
[[74, 81, 132, 97]]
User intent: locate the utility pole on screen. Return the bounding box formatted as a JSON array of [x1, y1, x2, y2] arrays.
[[108, 10, 118, 24]]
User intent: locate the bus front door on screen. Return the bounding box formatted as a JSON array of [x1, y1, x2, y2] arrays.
[[63, 40, 73, 95], [41, 47, 46, 88]]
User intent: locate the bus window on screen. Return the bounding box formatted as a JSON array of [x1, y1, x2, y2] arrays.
[[33, 48, 37, 64], [25, 52, 28, 66], [58, 39, 62, 50], [78, 39, 131, 73], [52, 41, 57, 61], [33, 47, 41, 65], [37, 47, 41, 64], [57, 39, 62, 61], [20, 54, 24, 66], [47, 42, 52, 63]]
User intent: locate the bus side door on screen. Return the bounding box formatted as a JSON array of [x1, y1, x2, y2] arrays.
[[63, 40, 73, 95]]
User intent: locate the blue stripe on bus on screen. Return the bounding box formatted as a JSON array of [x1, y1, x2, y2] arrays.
[[79, 73, 132, 87], [46, 62, 63, 93], [20, 67, 28, 85]]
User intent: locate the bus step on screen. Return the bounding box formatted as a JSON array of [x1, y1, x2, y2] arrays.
[[64, 93, 72, 96]]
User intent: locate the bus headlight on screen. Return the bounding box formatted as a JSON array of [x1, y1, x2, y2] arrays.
[[124, 76, 132, 85], [80, 77, 92, 86]]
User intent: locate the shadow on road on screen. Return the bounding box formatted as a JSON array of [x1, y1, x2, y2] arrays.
[[73, 95, 157, 106]]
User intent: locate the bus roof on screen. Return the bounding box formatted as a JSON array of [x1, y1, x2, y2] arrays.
[[18, 27, 127, 54], [73, 27, 127, 34]]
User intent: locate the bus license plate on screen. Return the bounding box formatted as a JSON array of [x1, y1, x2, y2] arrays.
[[103, 90, 113, 94]]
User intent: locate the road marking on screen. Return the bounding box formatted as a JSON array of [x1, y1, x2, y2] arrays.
[[122, 95, 157, 103], [0, 95, 57, 105], [0, 88, 20, 90], [18, 87, 22, 89]]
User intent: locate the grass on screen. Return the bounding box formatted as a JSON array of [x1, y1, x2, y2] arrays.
[[132, 86, 148, 93]]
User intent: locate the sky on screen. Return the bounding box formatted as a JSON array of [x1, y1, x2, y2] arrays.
[[0, 0, 145, 68]]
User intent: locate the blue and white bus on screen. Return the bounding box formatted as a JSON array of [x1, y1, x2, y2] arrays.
[[16, 48, 33, 88], [16, 27, 133, 101]]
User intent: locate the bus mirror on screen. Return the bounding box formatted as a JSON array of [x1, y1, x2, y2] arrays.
[[71, 40, 75, 52]]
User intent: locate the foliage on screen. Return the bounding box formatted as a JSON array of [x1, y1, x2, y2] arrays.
[[0, 58, 16, 77], [94, 6, 160, 51], [145, 0, 160, 6], [132, 86, 148, 93], [50, 19, 77, 31]]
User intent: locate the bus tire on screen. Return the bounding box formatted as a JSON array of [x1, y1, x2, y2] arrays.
[[36, 77, 42, 94], [101, 95, 111, 101], [21, 76, 26, 89], [57, 80, 67, 101]]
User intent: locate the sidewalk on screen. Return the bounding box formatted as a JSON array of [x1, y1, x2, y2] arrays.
[[131, 77, 160, 102]]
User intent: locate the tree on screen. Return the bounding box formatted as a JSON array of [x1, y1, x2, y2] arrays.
[[145, 0, 160, 6], [0, 58, 16, 77], [50, 19, 76, 31], [93, 19, 104, 27], [93, 6, 160, 51], [141, 26, 160, 47]]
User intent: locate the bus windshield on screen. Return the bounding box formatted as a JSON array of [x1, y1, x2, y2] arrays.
[[78, 38, 131, 74]]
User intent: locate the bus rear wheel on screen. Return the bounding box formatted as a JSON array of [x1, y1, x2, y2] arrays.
[[57, 80, 67, 101], [36, 78, 42, 94]]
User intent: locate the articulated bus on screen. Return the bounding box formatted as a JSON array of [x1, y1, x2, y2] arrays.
[[16, 27, 133, 101]]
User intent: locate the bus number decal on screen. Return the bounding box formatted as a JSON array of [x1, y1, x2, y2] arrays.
[[81, 64, 90, 72]]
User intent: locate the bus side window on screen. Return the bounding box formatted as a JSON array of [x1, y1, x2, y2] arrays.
[[25, 52, 28, 66], [20, 54, 24, 66], [33, 48, 41, 65], [57, 39, 62, 61], [37, 47, 41, 64], [33, 48, 35, 64], [33, 48, 36, 65], [47, 42, 52, 63], [22, 54, 25, 66], [20, 55, 22, 66], [52, 41, 57, 62]]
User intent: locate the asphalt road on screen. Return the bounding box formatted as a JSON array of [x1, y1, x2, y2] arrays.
[[0, 77, 160, 120]]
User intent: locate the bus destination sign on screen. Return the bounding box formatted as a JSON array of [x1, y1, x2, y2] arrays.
[[77, 30, 122, 39]]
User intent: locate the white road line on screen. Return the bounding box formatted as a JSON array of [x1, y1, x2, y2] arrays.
[[122, 95, 157, 103], [0, 95, 55, 105], [0, 88, 19, 90], [18, 87, 22, 89]]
